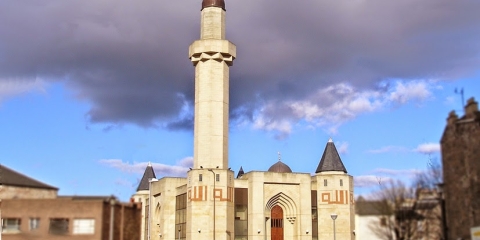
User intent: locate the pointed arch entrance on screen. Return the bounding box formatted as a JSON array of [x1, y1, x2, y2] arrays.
[[271, 205, 284, 240]]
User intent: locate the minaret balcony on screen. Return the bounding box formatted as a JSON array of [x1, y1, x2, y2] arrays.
[[189, 39, 236, 66]]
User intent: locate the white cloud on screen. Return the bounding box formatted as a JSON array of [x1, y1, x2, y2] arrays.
[[354, 168, 421, 188], [177, 157, 193, 168], [0, 78, 47, 103], [251, 79, 437, 137], [367, 142, 441, 155], [414, 143, 441, 154], [372, 168, 422, 177], [354, 175, 389, 188], [336, 141, 349, 154], [99, 157, 193, 177], [389, 80, 433, 104], [253, 116, 292, 135], [367, 145, 409, 154]]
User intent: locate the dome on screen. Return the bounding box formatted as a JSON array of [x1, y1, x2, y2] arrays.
[[202, 0, 225, 10], [268, 161, 292, 173]]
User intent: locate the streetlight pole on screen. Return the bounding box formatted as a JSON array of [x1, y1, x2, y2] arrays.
[[148, 178, 158, 240], [208, 169, 216, 240], [331, 214, 338, 240], [109, 197, 116, 240]]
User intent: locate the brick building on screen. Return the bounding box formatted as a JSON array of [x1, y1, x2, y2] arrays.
[[2, 196, 141, 240], [1, 165, 142, 240], [0, 164, 58, 199], [441, 97, 480, 239]]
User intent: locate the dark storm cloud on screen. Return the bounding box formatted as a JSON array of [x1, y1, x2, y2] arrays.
[[1, 0, 479, 129]]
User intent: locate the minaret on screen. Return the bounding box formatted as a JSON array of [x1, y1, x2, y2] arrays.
[[190, 0, 235, 169], [187, 0, 236, 239]]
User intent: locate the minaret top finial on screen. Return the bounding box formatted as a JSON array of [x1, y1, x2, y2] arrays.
[[202, 0, 226, 11], [328, 137, 333, 143], [278, 151, 281, 162], [147, 161, 152, 167]]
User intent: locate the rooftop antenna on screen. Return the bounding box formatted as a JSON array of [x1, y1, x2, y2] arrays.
[[454, 87, 465, 109]]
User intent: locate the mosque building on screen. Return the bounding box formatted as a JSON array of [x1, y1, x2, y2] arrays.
[[133, 0, 355, 239]]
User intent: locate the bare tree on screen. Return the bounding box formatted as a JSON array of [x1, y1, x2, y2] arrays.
[[413, 158, 444, 240], [367, 160, 444, 240], [414, 158, 443, 190], [369, 179, 419, 240]]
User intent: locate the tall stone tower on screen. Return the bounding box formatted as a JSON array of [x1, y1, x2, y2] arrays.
[[186, 0, 236, 239], [441, 97, 480, 240]]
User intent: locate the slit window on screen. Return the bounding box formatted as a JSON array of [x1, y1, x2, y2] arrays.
[[324, 179, 328, 186], [199, 174, 203, 182], [340, 179, 343, 186], [30, 218, 40, 231]]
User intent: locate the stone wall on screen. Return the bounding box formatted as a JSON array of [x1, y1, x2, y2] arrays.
[[0, 185, 57, 199], [441, 97, 480, 240]]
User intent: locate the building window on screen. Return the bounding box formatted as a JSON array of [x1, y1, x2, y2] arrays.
[[2, 218, 21, 233], [199, 174, 203, 182], [311, 190, 318, 240], [417, 219, 424, 232], [340, 179, 343, 186], [380, 217, 387, 226], [216, 174, 220, 182], [271, 218, 283, 228], [235, 188, 248, 239], [175, 193, 187, 240], [30, 218, 40, 231], [49, 218, 69, 235], [73, 219, 95, 234], [324, 179, 327, 186]]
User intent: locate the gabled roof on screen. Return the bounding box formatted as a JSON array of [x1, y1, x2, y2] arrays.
[[136, 162, 157, 191], [315, 138, 347, 173], [236, 166, 245, 178], [0, 164, 58, 190]]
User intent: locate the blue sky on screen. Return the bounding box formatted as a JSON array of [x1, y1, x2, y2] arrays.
[[1, 0, 479, 201]]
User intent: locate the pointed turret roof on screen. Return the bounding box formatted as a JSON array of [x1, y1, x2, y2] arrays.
[[136, 162, 157, 191], [315, 138, 347, 173], [236, 166, 245, 178]]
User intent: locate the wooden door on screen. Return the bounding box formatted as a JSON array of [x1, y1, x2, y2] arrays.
[[271, 205, 284, 240]]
